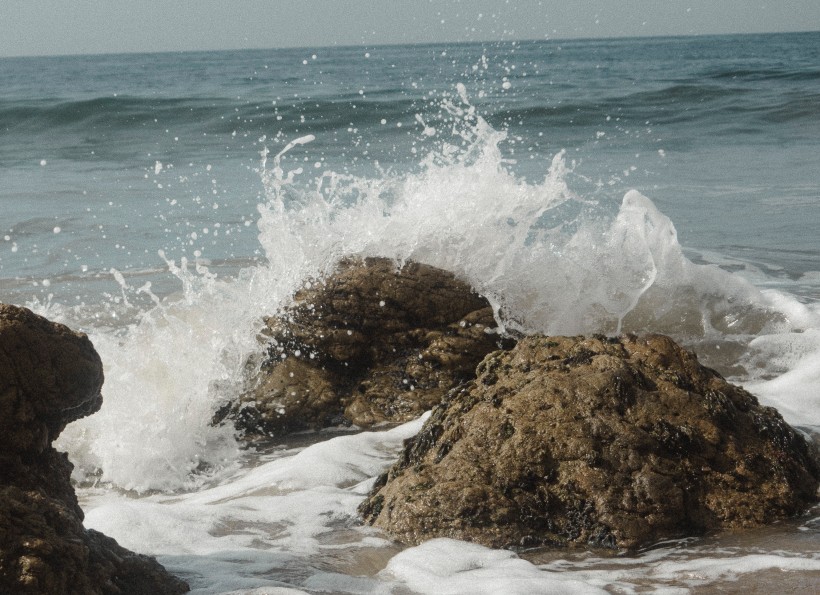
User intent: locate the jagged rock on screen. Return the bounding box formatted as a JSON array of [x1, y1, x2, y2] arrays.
[[225, 257, 511, 439], [0, 304, 188, 594], [360, 334, 820, 550]]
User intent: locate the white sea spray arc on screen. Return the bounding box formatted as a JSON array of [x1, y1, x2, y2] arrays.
[[256, 85, 787, 341]]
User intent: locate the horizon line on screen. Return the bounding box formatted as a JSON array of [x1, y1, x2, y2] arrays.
[[1, 28, 818, 61]]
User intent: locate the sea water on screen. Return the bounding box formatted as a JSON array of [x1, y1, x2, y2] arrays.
[[1, 33, 819, 593]]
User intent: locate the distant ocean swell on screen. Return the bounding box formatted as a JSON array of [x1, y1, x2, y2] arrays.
[[2, 87, 817, 138], [706, 66, 820, 81]]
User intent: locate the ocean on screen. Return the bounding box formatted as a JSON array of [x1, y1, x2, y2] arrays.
[[1, 32, 819, 593]]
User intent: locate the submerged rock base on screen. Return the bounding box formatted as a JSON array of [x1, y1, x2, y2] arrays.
[[224, 257, 511, 439], [360, 334, 820, 550], [0, 305, 188, 594]]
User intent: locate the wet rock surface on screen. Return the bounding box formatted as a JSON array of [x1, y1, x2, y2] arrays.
[[360, 334, 820, 550], [225, 257, 510, 439], [0, 304, 188, 594]]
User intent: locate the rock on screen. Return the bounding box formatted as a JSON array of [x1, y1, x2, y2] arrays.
[[360, 334, 820, 550], [0, 304, 104, 454], [0, 304, 188, 594], [224, 257, 511, 439]]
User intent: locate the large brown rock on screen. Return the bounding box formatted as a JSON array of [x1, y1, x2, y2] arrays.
[[0, 304, 188, 594], [225, 257, 511, 439], [360, 334, 820, 550]]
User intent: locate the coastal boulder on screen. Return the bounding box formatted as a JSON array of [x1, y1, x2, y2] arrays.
[[0, 304, 188, 595], [360, 334, 820, 550], [0, 303, 104, 454], [225, 257, 510, 440]]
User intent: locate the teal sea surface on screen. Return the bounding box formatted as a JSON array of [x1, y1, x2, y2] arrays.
[[2, 32, 818, 301]]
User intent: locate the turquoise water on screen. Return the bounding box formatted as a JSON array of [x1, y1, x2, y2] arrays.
[[1, 33, 818, 304]]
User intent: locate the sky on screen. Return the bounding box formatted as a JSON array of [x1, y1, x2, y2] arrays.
[[2, 0, 819, 58]]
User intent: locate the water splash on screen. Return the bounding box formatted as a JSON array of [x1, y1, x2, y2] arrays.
[[47, 87, 818, 492]]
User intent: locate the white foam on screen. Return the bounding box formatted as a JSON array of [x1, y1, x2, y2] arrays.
[[744, 327, 820, 427], [382, 538, 608, 594], [81, 418, 424, 592], [531, 548, 820, 594]]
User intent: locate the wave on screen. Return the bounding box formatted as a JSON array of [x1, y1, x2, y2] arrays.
[[3, 83, 818, 141], [760, 94, 820, 123], [0, 96, 226, 133], [602, 84, 820, 128], [493, 87, 735, 128], [42, 85, 820, 493], [491, 87, 820, 132], [0, 94, 420, 137], [707, 67, 820, 82]]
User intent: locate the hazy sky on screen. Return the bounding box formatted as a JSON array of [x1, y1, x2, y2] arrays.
[[2, 0, 819, 58]]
